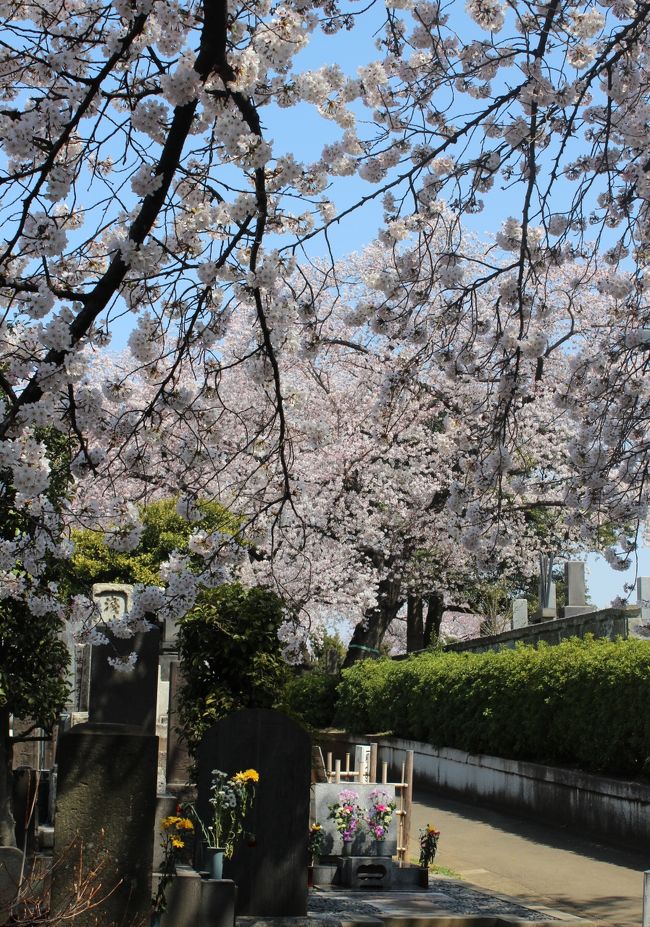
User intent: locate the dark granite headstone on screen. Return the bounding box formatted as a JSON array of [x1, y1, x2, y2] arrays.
[[88, 628, 160, 733], [196, 709, 311, 916], [50, 723, 158, 927]]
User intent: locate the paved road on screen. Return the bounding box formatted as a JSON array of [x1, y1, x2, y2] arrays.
[[409, 789, 649, 926]]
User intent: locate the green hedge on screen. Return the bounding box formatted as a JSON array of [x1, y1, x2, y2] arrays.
[[334, 638, 650, 777], [283, 671, 340, 729]]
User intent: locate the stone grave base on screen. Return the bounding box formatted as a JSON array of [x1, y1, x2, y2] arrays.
[[312, 858, 427, 891], [154, 865, 236, 927], [340, 857, 392, 890]]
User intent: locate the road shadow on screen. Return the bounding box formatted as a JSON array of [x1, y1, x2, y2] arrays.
[[412, 786, 649, 873]]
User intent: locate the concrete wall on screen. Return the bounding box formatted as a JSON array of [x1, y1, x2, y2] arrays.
[[444, 606, 641, 654], [316, 731, 650, 849]]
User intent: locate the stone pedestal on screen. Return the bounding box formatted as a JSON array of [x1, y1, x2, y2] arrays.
[[156, 868, 236, 927], [51, 724, 158, 927], [339, 855, 393, 890]]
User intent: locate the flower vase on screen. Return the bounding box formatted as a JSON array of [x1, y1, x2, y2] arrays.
[[341, 840, 352, 857], [418, 866, 429, 889], [204, 847, 225, 880], [151, 913, 162, 927], [374, 839, 387, 857], [307, 864, 315, 888]]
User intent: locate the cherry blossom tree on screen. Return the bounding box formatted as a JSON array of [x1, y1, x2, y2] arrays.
[[58, 236, 640, 662], [1, 0, 650, 656]]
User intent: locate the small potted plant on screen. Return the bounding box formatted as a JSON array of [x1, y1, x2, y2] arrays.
[[151, 814, 194, 925], [307, 822, 325, 887], [327, 789, 364, 856], [418, 823, 441, 888], [365, 788, 396, 855]]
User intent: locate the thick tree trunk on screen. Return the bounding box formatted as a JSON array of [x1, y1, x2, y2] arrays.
[[423, 592, 444, 648], [406, 596, 424, 653], [343, 575, 403, 667], [0, 707, 16, 847]]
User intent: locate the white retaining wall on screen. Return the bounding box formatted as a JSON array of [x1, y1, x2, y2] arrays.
[[317, 732, 650, 847]]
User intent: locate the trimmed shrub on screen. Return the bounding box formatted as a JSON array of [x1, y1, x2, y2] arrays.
[[283, 672, 340, 729], [335, 637, 650, 777]]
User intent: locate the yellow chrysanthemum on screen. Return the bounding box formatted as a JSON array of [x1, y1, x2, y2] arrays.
[[161, 816, 180, 829], [233, 768, 259, 783], [177, 818, 194, 830], [170, 836, 185, 849]]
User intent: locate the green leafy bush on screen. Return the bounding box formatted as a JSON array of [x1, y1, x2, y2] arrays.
[[283, 672, 340, 728], [335, 637, 650, 777], [177, 583, 289, 748]]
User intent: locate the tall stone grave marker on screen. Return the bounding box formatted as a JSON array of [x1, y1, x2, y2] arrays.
[[536, 554, 557, 621], [196, 708, 311, 916], [637, 577, 650, 622], [512, 598, 528, 629], [88, 626, 160, 734], [563, 561, 596, 618], [50, 723, 158, 927]]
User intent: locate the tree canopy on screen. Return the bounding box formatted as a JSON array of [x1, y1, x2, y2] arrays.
[[0, 0, 649, 655]]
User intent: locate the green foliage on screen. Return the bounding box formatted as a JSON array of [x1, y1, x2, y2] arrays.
[[335, 638, 650, 777], [283, 671, 340, 728], [177, 583, 289, 748], [65, 498, 238, 593], [0, 600, 69, 727]]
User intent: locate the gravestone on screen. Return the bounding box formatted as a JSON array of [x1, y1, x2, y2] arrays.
[[512, 598, 528, 629], [88, 627, 160, 734], [563, 561, 596, 618], [312, 782, 398, 857], [70, 583, 136, 714], [50, 723, 158, 927], [637, 577, 650, 621], [196, 709, 311, 916], [535, 554, 557, 621]]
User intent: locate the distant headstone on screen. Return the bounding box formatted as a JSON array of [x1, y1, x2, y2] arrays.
[[88, 627, 160, 734], [50, 723, 158, 927], [312, 782, 398, 857], [512, 599, 528, 629], [637, 577, 650, 621], [563, 561, 596, 618], [536, 554, 557, 621], [196, 709, 311, 916]]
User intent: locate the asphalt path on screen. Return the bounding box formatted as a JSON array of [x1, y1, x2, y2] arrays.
[[409, 788, 649, 927]]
